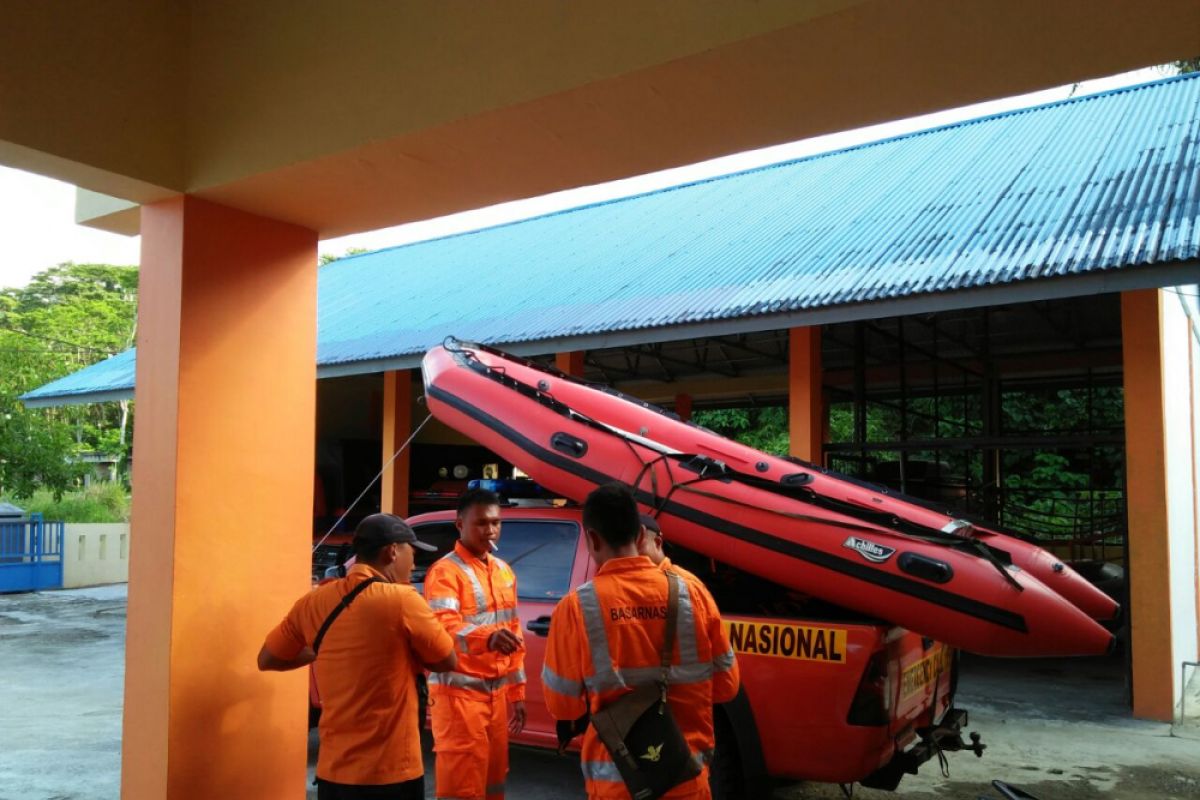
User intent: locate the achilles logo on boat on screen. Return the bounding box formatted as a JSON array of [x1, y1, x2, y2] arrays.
[[842, 536, 896, 563]]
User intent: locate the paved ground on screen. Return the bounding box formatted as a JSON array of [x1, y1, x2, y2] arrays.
[[1, 585, 1197, 799]]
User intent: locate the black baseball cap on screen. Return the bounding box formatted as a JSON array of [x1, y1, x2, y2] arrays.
[[353, 513, 437, 551], [639, 513, 661, 534]]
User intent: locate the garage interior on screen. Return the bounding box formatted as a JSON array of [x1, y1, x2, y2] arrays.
[[312, 291, 1133, 700]]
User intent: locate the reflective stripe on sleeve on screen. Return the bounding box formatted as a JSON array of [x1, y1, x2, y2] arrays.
[[445, 552, 488, 611], [712, 647, 736, 672], [541, 664, 584, 697], [467, 606, 518, 625], [428, 596, 461, 612], [580, 760, 623, 783], [455, 623, 478, 653], [427, 669, 525, 693]]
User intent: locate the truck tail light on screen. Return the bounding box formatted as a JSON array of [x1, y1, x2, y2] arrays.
[[847, 650, 891, 726]]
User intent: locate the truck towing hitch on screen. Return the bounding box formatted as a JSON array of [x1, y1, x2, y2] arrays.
[[860, 708, 985, 791]]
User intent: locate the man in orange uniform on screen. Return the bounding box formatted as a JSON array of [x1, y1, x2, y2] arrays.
[[543, 484, 740, 799], [424, 488, 526, 800], [258, 514, 457, 800], [638, 514, 701, 585]]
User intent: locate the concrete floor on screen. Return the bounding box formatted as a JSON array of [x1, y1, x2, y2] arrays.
[[1, 585, 1197, 800]]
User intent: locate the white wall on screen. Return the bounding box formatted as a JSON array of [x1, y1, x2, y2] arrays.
[[1160, 288, 1200, 720], [62, 523, 129, 588]]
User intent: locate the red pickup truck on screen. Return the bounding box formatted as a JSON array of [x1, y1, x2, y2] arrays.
[[317, 503, 982, 796]]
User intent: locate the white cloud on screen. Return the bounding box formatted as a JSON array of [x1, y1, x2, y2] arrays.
[[0, 168, 141, 288]]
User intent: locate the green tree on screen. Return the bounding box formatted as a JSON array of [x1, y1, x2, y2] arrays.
[[692, 407, 789, 455], [0, 262, 138, 498], [319, 247, 369, 266]]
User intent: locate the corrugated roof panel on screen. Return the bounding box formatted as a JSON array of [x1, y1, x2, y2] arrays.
[[20, 349, 136, 407], [23, 71, 1200, 404]]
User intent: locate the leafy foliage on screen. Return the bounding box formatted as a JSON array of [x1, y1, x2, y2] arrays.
[[2, 481, 130, 523], [0, 263, 137, 498], [692, 407, 789, 455]]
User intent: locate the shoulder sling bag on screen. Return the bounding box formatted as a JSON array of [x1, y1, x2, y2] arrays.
[[312, 576, 382, 655], [589, 570, 703, 800]]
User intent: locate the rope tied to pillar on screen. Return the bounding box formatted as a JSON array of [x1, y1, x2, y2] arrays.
[[312, 412, 433, 553]]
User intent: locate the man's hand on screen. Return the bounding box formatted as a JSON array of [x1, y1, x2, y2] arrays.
[[509, 700, 527, 735], [487, 629, 523, 654]]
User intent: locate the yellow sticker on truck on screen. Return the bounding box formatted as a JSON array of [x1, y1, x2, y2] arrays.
[[723, 620, 846, 663], [899, 646, 954, 700]]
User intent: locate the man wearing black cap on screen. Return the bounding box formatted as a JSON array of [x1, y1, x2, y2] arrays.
[[637, 513, 702, 586], [258, 514, 457, 800]]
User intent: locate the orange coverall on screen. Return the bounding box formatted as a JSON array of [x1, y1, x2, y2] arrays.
[[424, 542, 526, 800], [543, 555, 740, 799]]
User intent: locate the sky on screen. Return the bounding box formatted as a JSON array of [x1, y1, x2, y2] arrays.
[[0, 66, 1170, 290]]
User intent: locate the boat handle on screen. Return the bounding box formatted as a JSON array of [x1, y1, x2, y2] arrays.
[[551, 432, 588, 458], [526, 616, 552, 637]]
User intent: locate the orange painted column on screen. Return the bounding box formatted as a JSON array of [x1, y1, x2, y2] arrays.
[[556, 350, 585, 377], [381, 369, 413, 518], [674, 393, 693, 422], [788, 326, 824, 464], [122, 197, 317, 798], [1120, 289, 1175, 721]]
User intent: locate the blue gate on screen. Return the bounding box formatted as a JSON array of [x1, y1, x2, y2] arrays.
[[0, 514, 64, 593]]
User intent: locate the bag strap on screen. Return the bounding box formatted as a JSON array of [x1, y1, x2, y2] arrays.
[[660, 570, 680, 684], [312, 576, 382, 655]]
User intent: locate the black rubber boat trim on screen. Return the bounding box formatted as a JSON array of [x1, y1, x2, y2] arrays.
[[427, 383, 1029, 634]]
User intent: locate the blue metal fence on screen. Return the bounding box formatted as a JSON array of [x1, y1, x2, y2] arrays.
[[0, 514, 64, 593]]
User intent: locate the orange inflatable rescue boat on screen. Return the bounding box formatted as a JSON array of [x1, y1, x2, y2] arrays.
[[422, 340, 1116, 658]]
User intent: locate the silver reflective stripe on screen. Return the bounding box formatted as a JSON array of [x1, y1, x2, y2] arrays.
[[446, 552, 487, 611], [485, 783, 505, 797], [542, 664, 584, 697], [701, 748, 715, 764], [577, 582, 625, 692], [428, 596, 460, 612], [467, 606, 518, 625], [580, 760, 623, 782], [712, 647, 736, 672], [428, 669, 524, 693], [455, 623, 478, 653], [673, 573, 699, 667], [591, 662, 712, 690]]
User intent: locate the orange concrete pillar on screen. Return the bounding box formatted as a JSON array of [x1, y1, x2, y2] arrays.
[[123, 197, 317, 798], [556, 350, 585, 377], [1121, 289, 1174, 721], [789, 326, 823, 464], [381, 369, 413, 518], [674, 392, 693, 422]]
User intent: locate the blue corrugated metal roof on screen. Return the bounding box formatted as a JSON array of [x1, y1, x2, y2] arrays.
[[23, 348, 136, 406], [23, 71, 1200, 405]]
